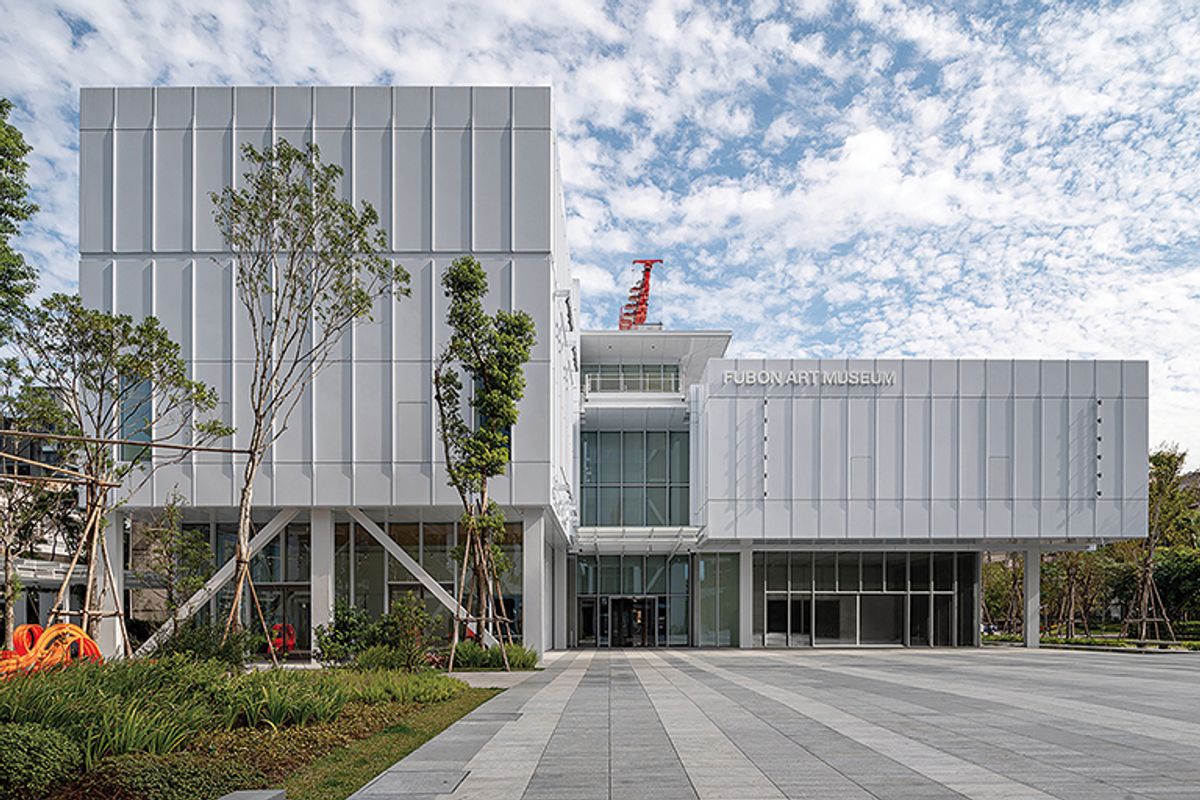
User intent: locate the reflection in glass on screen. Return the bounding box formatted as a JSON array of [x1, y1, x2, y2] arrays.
[[814, 595, 857, 644], [860, 595, 904, 644], [814, 553, 836, 591]]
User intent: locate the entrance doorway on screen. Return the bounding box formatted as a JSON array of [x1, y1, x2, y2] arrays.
[[611, 597, 655, 647]]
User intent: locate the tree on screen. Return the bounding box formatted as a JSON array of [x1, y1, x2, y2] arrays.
[[14, 294, 231, 646], [1123, 445, 1197, 640], [131, 490, 212, 624], [0, 359, 80, 649], [210, 140, 407, 646], [433, 256, 536, 671], [0, 98, 38, 341]]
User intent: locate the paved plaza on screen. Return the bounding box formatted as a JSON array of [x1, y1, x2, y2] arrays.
[[352, 648, 1200, 799]]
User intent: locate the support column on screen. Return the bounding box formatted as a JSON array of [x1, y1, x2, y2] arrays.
[[553, 545, 567, 650], [38, 590, 56, 628], [310, 509, 334, 652], [1024, 548, 1040, 649], [97, 511, 126, 658], [522, 510, 546, 657], [738, 547, 754, 648]]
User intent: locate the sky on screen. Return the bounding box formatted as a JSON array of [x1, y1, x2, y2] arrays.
[[1, 0, 1199, 461]]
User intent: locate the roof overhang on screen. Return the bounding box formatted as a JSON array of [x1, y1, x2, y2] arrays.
[[580, 329, 731, 389]]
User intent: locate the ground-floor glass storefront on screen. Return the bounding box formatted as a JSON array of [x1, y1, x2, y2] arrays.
[[752, 551, 979, 647], [575, 555, 691, 646]]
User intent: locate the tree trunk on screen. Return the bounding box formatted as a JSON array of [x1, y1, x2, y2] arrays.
[[81, 484, 106, 639], [3, 544, 14, 650], [225, 451, 261, 637]]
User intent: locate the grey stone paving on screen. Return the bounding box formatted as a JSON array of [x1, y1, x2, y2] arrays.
[[349, 648, 1200, 799]]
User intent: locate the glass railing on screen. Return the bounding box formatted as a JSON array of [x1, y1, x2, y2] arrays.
[[583, 372, 681, 395]]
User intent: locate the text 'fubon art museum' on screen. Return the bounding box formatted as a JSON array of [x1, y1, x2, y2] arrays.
[[73, 85, 1148, 658]]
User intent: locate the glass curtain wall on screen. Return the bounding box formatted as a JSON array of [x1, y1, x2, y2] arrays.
[[697, 553, 739, 647], [751, 552, 978, 647], [580, 431, 689, 526], [575, 554, 689, 647], [581, 363, 680, 393]]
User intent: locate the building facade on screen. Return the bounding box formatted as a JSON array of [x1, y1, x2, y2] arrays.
[[74, 85, 1149, 657]]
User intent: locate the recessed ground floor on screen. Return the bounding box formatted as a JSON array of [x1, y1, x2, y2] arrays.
[[356, 648, 1200, 800]]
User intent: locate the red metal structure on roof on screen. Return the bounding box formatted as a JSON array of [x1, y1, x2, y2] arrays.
[[618, 259, 663, 330]]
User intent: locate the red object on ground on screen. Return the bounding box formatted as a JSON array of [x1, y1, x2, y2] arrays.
[[0, 623, 102, 677], [271, 623, 296, 653], [618, 259, 663, 330]]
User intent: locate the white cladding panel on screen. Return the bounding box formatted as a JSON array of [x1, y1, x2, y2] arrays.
[[79, 86, 572, 516], [700, 359, 1148, 543]]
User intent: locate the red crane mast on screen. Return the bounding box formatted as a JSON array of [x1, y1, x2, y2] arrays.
[[617, 259, 663, 330]]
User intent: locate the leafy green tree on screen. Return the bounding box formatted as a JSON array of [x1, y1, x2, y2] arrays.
[[130, 490, 213, 624], [0, 98, 38, 341], [1152, 547, 1200, 622], [1123, 445, 1197, 640], [433, 256, 536, 670], [208, 140, 408, 647], [15, 294, 231, 644]]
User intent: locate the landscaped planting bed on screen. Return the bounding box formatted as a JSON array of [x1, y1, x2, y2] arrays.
[[0, 655, 488, 800]]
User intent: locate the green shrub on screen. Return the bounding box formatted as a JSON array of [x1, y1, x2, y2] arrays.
[[451, 640, 538, 670], [1173, 620, 1200, 639], [353, 644, 411, 672], [0, 722, 82, 800], [227, 670, 347, 730], [314, 602, 376, 664], [61, 752, 266, 800], [153, 620, 253, 668], [374, 592, 436, 672], [337, 670, 466, 705]]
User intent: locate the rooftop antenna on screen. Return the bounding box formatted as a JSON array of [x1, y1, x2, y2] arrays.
[[618, 259, 663, 330]]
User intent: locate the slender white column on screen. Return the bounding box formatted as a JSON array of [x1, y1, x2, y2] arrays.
[[522, 509, 546, 656], [738, 546, 754, 648], [97, 510, 126, 658], [1024, 548, 1040, 649], [310, 509, 334, 649], [553, 544, 567, 650]]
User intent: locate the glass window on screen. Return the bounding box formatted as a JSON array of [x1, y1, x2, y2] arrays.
[[934, 552, 954, 591], [581, 431, 597, 485], [766, 553, 788, 591], [622, 432, 645, 483], [790, 597, 811, 646], [861, 595, 904, 644], [669, 556, 689, 594], [668, 595, 689, 646], [814, 595, 857, 645], [911, 553, 931, 591], [388, 523, 419, 583], [669, 432, 689, 484], [669, 486, 689, 525], [814, 553, 836, 591], [581, 486, 597, 526], [354, 525, 385, 617], [284, 525, 310, 583], [646, 432, 668, 483], [934, 595, 953, 646], [598, 487, 622, 526], [838, 553, 859, 592], [646, 487, 668, 526], [885, 552, 906, 592], [119, 378, 152, 461], [577, 556, 597, 595], [334, 524, 350, 607], [216, 524, 237, 569], [423, 523, 454, 583], [252, 536, 282, 583], [646, 555, 667, 594], [500, 523, 523, 597], [698, 555, 718, 647], [622, 556, 644, 594], [598, 432, 621, 483], [791, 552, 812, 592], [910, 594, 931, 646], [957, 553, 977, 647], [622, 486, 645, 526], [600, 555, 621, 594], [717, 553, 740, 647], [861, 553, 883, 591]]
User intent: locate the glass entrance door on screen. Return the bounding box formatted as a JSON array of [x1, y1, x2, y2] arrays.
[[578, 598, 598, 647], [611, 597, 655, 646]]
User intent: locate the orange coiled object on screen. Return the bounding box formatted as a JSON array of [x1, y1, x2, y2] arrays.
[[0, 623, 103, 677]]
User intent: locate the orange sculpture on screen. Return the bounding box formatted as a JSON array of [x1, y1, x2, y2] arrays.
[[0, 623, 102, 677]]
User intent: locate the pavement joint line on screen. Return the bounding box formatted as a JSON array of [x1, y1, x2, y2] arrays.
[[627, 650, 786, 800], [619, 650, 700, 800], [671, 651, 1058, 800]]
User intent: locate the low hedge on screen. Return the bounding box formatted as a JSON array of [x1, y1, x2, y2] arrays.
[[450, 640, 539, 670], [57, 752, 266, 800], [0, 722, 83, 800]]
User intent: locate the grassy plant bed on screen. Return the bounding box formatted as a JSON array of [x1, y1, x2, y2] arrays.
[[984, 633, 1200, 650], [283, 687, 498, 800], [0, 655, 474, 800]]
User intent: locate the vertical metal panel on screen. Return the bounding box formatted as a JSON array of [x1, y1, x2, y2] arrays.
[[274, 86, 311, 128], [473, 87, 511, 127], [433, 87, 471, 127], [234, 87, 272, 127], [1095, 361, 1122, 397], [393, 129, 432, 251], [1042, 360, 1068, 397], [313, 128, 352, 201], [986, 397, 1012, 496], [959, 360, 985, 397], [1123, 361, 1149, 398], [1097, 397, 1121, 498], [876, 398, 902, 498], [903, 397, 930, 498], [513, 87, 551, 128], [707, 398, 738, 500], [80, 87, 114, 130], [193, 128, 232, 252], [473, 128, 512, 251], [113, 259, 152, 318], [765, 398, 791, 500], [193, 259, 231, 361], [986, 359, 1012, 396], [1013, 360, 1040, 396], [78, 258, 112, 313], [433, 128, 470, 251], [79, 129, 113, 253], [1123, 397, 1149, 499], [152, 258, 191, 351], [115, 88, 153, 129], [1069, 361, 1095, 398], [513, 362, 551, 461], [735, 397, 763, 501], [353, 87, 392, 127], [353, 361, 388, 462], [931, 360, 957, 396], [819, 399, 846, 498], [354, 127, 392, 245], [1041, 398, 1069, 499], [514, 257, 550, 362], [931, 398, 957, 498], [1068, 398, 1096, 500], [114, 129, 152, 252], [312, 361, 353, 462], [314, 87, 352, 128], [791, 399, 819, 499], [195, 87, 233, 128], [513, 130, 551, 251], [153, 129, 191, 251]]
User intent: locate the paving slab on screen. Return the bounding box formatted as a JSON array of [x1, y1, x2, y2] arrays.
[[349, 648, 1200, 799]]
